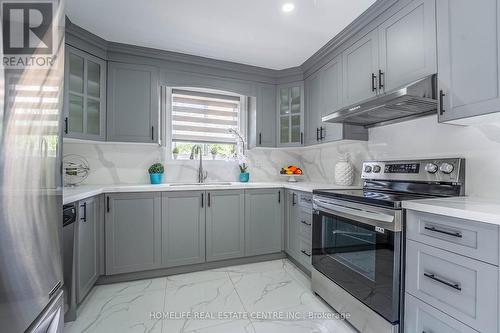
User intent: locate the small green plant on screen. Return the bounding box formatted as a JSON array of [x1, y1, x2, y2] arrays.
[[172, 147, 179, 154], [210, 146, 218, 155], [239, 163, 248, 173], [148, 163, 164, 174]]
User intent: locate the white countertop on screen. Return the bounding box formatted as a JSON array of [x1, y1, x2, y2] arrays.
[[63, 182, 357, 205], [403, 196, 500, 226]]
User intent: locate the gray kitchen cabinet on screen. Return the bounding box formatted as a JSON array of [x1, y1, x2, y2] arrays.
[[378, 0, 436, 92], [256, 84, 277, 147], [342, 29, 379, 106], [107, 62, 160, 143], [437, 0, 500, 123], [305, 72, 322, 146], [285, 190, 301, 257], [277, 82, 304, 147], [75, 196, 99, 303], [162, 191, 206, 267], [245, 189, 284, 256], [64, 45, 106, 141], [105, 192, 161, 275], [206, 190, 245, 261]]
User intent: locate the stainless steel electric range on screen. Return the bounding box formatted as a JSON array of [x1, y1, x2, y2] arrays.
[[311, 158, 465, 333]]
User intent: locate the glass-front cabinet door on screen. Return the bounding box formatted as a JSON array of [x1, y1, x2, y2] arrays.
[[277, 82, 304, 147], [64, 45, 106, 140]]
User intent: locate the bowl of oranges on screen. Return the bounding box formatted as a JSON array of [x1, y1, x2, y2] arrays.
[[280, 165, 303, 182]]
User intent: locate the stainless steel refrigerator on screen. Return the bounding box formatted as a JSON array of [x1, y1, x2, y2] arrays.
[[0, 1, 65, 332]]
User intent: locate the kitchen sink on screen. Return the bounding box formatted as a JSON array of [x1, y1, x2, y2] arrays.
[[167, 182, 233, 187]]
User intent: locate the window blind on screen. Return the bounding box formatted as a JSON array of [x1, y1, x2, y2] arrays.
[[172, 89, 240, 144]]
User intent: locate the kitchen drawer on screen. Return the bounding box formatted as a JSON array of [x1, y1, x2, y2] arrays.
[[298, 192, 312, 209], [405, 293, 479, 333], [298, 208, 312, 239], [407, 210, 499, 265], [406, 240, 498, 332], [298, 238, 312, 268]]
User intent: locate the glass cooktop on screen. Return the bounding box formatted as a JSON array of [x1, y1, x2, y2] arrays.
[[312, 189, 436, 209]]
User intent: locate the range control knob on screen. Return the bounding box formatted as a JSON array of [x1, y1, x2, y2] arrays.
[[372, 165, 381, 173], [439, 162, 454, 174], [424, 163, 438, 174], [364, 165, 373, 173]]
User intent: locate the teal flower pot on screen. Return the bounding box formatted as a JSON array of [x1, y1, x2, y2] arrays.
[[150, 173, 163, 184], [239, 172, 249, 183]]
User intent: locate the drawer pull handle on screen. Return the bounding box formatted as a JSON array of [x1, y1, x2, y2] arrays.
[[301, 220, 311, 226], [424, 272, 462, 291], [424, 226, 462, 238], [301, 250, 311, 257]]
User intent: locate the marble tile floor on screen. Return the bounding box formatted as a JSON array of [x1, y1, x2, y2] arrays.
[[64, 259, 358, 333]]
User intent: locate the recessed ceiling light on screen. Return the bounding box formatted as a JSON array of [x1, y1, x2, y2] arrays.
[[282, 3, 295, 12]]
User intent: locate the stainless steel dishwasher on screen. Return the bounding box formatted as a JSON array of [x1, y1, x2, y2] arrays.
[[62, 204, 77, 322]]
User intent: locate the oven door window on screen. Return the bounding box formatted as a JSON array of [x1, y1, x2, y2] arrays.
[[312, 210, 401, 323]]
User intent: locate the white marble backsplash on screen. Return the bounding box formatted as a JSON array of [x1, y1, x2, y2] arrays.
[[64, 115, 500, 198]]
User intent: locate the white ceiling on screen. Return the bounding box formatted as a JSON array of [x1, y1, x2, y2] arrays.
[[66, 0, 376, 70]]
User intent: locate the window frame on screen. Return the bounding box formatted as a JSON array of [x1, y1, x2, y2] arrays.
[[164, 86, 247, 161]]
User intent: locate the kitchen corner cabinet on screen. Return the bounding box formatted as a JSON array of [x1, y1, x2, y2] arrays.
[[64, 45, 106, 141], [105, 192, 161, 275], [277, 83, 304, 147], [75, 196, 99, 303], [305, 56, 368, 145], [106, 62, 160, 143], [437, 0, 500, 123], [161, 191, 206, 267], [245, 189, 284, 256], [206, 190, 245, 261]]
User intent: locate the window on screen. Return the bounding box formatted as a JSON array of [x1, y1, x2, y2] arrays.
[[170, 88, 245, 159]]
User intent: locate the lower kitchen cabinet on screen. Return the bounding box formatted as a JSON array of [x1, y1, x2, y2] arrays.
[[285, 190, 301, 257], [76, 196, 99, 303], [162, 191, 206, 267], [206, 190, 245, 262], [105, 192, 161, 275], [285, 190, 313, 271], [245, 189, 284, 256]]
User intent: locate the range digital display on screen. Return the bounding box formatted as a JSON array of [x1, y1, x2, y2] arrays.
[[384, 163, 420, 174]]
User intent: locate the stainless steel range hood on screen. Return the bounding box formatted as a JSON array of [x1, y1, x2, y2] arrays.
[[322, 74, 437, 128]]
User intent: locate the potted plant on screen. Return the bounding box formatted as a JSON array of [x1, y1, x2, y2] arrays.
[[148, 163, 164, 184], [172, 147, 179, 160], [210, 146, 218, 160], [239, 163, 249, 182]]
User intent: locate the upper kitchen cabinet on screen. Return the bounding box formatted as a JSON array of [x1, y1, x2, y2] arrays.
[[256, 84, 277, 147], [277, 82, 304, 147], [378, 0, 436, 92], [437, 0, 500, 123], [305, 56, 368, 144], [342, 29, 379, 106], [64, 46, 106, 141], [107, 62, 160, 143]]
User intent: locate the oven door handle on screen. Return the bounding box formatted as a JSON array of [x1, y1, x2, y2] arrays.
[[314, 199, 395, 224]]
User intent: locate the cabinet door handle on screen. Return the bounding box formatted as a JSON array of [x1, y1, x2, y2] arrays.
[[278, 191, 281, 203], [424, 272, 461, 291], [378, 70, 384, 90], [106, 196, 110, 213], [320, 127, 325, 140], [208, 192, 211, 207], [300, 132, 303, 145], [371, 73, 377, 92], [439, 90, 446, 115], [424, 226, 462, 238], [300, 250, 311, 257], [316, 128, 320, 141], [151, 126, 154, 141], [259, 133, 262, 145], [64, 117, 68, 134], [301, 220, 311, 226], [81, 202, 87, 222], [292, 193, 296, 206]]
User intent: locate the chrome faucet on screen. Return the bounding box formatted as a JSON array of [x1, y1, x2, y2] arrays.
[[189, 144, 208, 183]]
